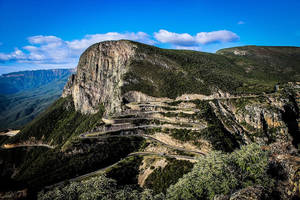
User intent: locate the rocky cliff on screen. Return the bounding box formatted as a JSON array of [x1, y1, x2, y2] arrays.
[[62, 40, 300, 116], [3, 40, 300, 199], [62, 40, 136, 114]]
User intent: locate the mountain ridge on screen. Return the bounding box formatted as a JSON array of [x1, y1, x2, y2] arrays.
[[0, 68, 74, 130], [63, 40, 300, 115], [1, 40, 299, 200]]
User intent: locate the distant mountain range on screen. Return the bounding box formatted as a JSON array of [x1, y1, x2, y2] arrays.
[[0, 69, 74, 130]]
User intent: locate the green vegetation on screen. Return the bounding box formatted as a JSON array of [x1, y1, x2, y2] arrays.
[[162, 128, 203, 147], [3, 42, 300, 199], [166, 144, 273, 200], [160, 111, 197, 119], [217, 46, 300, 84], [161, 106, 178, 111], [0, 69, 72, 130], [158, 100, 241, 151], [0, 69, 73, 95], [8, 96, 104, 147], [38, 144, 274, 200], [106, 156, 143, 185], [145, 127, 162, 135], [122, 42, 300, 99], [193, 100, 241, 151], [144, 158, 193, 194], [168, 128, 200, 142], [38, 174, 165, 200], [0, 147, 49, 192], [164, 101, 183, 106], [0, 135, 9, 146], [13, 136, 144, 192]]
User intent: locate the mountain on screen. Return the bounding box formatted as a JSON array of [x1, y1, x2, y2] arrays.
[[0, 69, 74, 95], [0, 69, 74, 130], [0, 41, 299, 200]]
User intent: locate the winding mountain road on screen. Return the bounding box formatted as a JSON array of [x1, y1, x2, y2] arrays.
[[5, 93, 277, 189]]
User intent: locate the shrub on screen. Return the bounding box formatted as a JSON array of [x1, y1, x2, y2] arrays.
[[144, 158, 193, 194], [38, 174, 165, 200], [166, 144, 273, 200]]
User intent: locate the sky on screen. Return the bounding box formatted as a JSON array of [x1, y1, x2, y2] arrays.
[[0, 0, 299, 74]]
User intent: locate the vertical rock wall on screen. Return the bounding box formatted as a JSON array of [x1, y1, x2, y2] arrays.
[[62, 40, 136, 114]]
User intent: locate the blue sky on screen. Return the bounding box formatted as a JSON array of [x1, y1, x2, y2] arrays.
[[0, 0, 299, 74]]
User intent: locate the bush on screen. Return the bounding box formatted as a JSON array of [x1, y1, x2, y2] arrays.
[[38, 174, 165, 200], [166, 144, 273, 200], [144, 158, 193, 194]]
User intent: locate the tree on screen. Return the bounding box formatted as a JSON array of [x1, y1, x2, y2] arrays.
[[167, 144, 273, 200]]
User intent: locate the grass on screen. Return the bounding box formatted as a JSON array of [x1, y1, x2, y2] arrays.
[[193, 100, 242, 152], [8, 96, 105, 147], [121, 41, 300, 99], [106, 156, 143, 185], [13, 136, 145, 193]]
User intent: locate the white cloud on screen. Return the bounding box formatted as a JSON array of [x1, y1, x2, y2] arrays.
[[0, 29, 240, 72], [154, 30, 195, 46], [155, 29, 239, 48], [175, 46, 202, 51], [238, 21, 245, 25], [0, 32, 154, 67], [0, 48, 26, 61], [67, 32, 155, 51], [28, 35, 63, 44], [195, 30, 239, 44]]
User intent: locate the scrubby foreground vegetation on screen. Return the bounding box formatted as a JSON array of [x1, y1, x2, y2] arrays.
[[39, 144, 282, 200]]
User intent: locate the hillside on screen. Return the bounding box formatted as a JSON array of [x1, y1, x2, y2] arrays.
[[62, 41, 300, 115], [0, 69, 74, 95], [1, 41, 299, 200], [0, 69, 74, 130]]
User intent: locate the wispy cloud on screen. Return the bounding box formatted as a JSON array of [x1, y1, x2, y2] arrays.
[[0, 32, 154, 67], [0, 30, 240, 72], [237, 21, 245, 25], [174, 46, 202, 51], [67, 32, 155, 51], [154, 29, 239, 49]]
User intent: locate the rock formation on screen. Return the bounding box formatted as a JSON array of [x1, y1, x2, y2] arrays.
[[63, 40, 136, 114]]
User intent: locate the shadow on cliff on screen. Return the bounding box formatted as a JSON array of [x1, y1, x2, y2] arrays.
[[281, 97, 300, 149]]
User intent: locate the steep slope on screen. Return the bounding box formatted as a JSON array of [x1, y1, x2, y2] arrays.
[[0, 69, 74, 95], [1, 40, 299, 199], [217, 46, 300, 84], [0, 69, 74, 130], [63, 40, 300, 115]]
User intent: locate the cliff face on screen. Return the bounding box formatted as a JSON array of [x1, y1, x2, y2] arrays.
[[63, 40, 300, 116], [60, 39, 300, 154], [210, 86, 299, 147], [63, 41, 136, 114], [3, 40, 300, 199]]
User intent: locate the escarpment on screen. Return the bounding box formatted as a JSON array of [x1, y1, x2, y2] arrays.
[[62, 40, 137, 114], [2, 40, 300, 199], [63, 40, 300, 117]]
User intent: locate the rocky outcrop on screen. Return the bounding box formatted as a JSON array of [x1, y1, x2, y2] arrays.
[[123, 91, 171, 103], [62, 40, 136, 114], [210, 89, 299, 146]]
